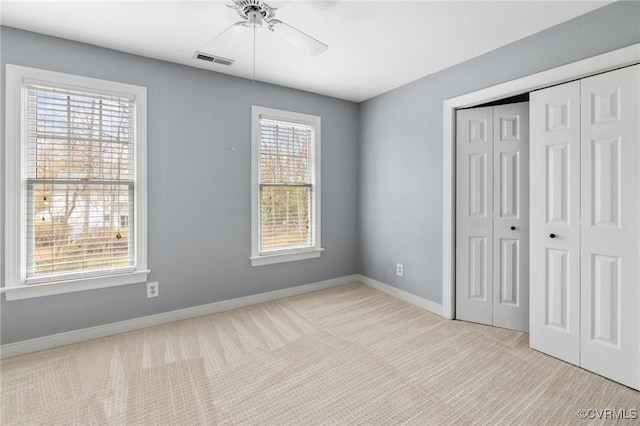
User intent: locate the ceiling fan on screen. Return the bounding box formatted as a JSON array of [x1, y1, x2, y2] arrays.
[[203, 0, 328, 56]]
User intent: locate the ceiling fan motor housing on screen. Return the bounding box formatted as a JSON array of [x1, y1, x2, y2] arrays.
[[230, 0, 277, 25]]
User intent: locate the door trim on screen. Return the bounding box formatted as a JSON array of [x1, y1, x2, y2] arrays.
[[442, 43, 640, 320]]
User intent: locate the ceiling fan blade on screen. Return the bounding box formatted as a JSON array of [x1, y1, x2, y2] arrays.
[[269, 20, 328, 56], [200, 21, 246, 49]]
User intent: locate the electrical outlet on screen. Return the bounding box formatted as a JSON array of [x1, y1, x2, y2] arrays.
[[147, 282, 159, 298], [396, 263, 404, 277]]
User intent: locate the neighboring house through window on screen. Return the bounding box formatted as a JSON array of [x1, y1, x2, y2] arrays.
[[3, 65, 148, 300], [250, 106, 323, 266]]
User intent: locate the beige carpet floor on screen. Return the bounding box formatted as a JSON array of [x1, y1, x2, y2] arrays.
[[1, 282, 638, 425]]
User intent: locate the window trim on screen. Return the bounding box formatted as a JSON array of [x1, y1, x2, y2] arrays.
[[2, 64, 148, 301], [250, 105, 323, 266]]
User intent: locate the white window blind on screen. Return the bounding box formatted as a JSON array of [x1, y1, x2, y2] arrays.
[[25, 84, 135, 284], [259, 117, 315, 253]]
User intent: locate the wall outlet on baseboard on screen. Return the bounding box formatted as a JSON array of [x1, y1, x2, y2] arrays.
[[396, 263, 404, 277], [147, 282, 159, 298]]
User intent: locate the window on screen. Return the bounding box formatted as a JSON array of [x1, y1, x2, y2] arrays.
[[250, 106, 323, 266], [3, 65, 148, 300]]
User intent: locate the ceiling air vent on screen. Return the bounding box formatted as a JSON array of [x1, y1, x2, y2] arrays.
[[194, 51, 235, 66]]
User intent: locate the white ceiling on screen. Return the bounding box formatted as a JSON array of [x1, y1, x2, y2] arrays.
[[1, 1, 610, 102]]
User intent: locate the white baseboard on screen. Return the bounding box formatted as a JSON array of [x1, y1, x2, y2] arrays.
[[0, 274, 360, 359], [357, 275, 443, 317], [1, 274, 443, 359]]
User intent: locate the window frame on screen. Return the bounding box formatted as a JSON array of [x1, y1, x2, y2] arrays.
[[250, 105, 323, 266], [3, 64, 148, 301]]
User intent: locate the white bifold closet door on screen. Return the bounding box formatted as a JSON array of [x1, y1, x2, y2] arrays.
[[529, 81, 582, 365], [456, 102, 529, 332], [530, 65, 639, 390]]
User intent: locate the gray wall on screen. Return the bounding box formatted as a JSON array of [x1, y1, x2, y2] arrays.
[[358, 1, 640, 303], [0, 27, 359, 344]]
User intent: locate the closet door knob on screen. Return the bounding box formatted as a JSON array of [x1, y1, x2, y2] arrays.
[[510, 226, 516, 231], [549, 233, 557, 239]]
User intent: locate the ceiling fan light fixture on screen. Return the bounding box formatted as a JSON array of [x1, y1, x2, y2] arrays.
[[246, 9, 263, 29]]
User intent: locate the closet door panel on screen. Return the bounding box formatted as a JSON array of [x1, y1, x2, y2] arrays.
[[493, 103, 529, 332], [456, 107, 494, 326], [580, 65, 639, 390], [530, 81, 581, 365]]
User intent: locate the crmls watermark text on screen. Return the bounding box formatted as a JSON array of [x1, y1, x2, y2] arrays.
[[577, 409, 638, 420]]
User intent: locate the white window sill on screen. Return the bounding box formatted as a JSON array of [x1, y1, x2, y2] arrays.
[[250, 248, 324, 267], [1, 270, 150, 301]]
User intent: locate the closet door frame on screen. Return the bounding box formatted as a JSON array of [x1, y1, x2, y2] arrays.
[[443, 43, 640, 321]]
